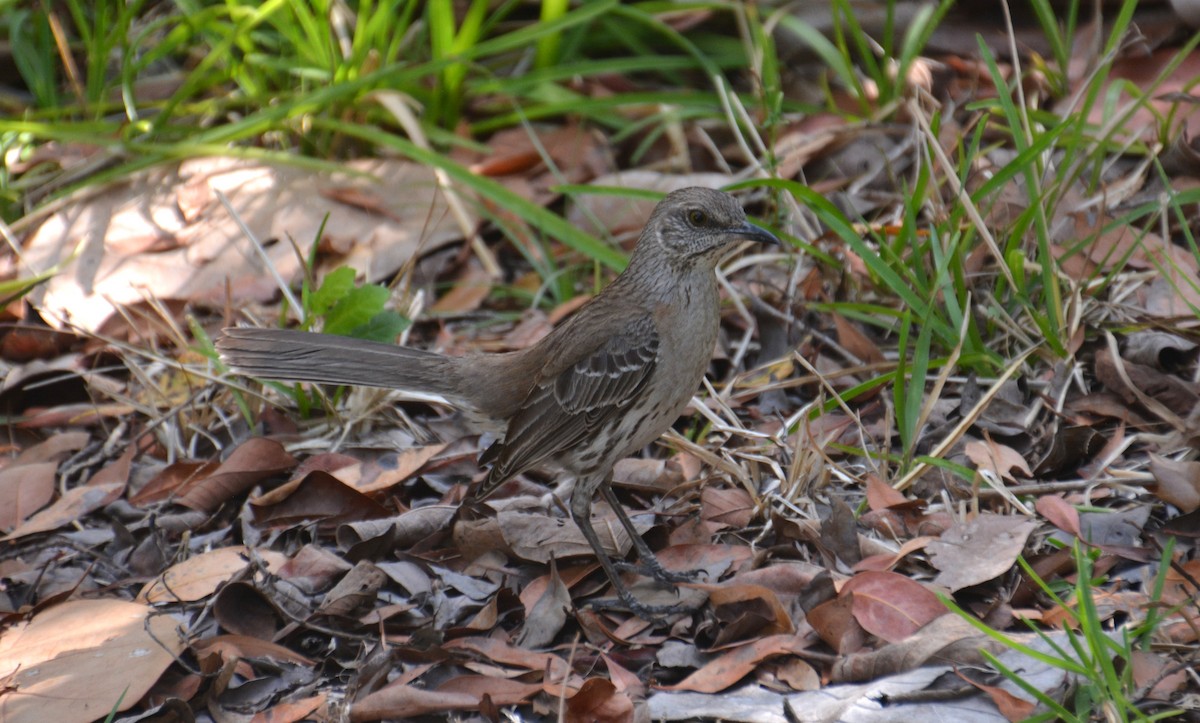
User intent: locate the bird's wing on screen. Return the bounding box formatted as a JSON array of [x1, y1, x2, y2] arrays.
[[475, 314, 659, 497]]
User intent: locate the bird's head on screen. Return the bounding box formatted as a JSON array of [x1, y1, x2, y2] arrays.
[[636, 187, 780, 267]]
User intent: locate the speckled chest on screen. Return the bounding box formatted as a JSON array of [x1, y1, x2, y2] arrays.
[[603, 271, 720, 461]]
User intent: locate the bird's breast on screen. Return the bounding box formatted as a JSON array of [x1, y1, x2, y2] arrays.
[[652, 278, 720, 401]]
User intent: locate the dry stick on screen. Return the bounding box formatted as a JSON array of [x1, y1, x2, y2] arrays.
[[1102, 330, 1187, 433], [892, 347, 1037, 491], [372, 90, 501, 279], [216, 189, 304, 321], [907, 93, 1018, 292], [974, 478, 1139, 499], [714, 75, 818, 241], [913, 293, 973, 444]]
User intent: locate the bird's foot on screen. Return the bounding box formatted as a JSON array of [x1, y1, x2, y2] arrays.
[[613, 559, 701, 585], [587, 592, 699, 622]]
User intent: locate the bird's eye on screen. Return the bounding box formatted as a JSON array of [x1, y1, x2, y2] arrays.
[[687, 209, 707, 226]]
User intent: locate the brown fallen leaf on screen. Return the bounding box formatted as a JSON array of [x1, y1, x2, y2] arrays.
[[317, 560, 387, 616], [699, 486, 755, 528], [566, 678, 634, 723], [130, 460, 219, 506], [1033, 426, 1105, 478], [840, 570, 945, 643], [705, 582, 795, 642], [25, 157, 464, 332], [1146, 453, 1200, 513], [192, 633, 314, 666], [12, 430, 90, 465], [251, 471, 389, 528], [435, 674, 544, 706], [350, 684, 479, 721], [602, 653, 645, 700], [956, 668, 1036, 721], [659, 634, 810, 693], [830, 614, 997, 683], [927, 514, 1038, 592], [430, 264, 492, 315], [177, 437, 296, 513], [252, 693, 326, 723], [1035, 494, 1082, 537], [443, 636, 576, 684], [853, 536, 935, 573], [0, 461, 56, 532], [138, 545, 288, 603], [2, 444, 133, 540], [0, 599, 187, 722], [327, 443, 448, 495], [864, 473, 911, 510], [517, 562, 571, 649], [1094, 346, 1199, 418], [965, 437, 1032, 482], [498, 507, 645, 562], [832, 312, 886, 365]]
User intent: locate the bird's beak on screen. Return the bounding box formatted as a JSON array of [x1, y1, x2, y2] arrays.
[[735, 221, 781, 247]]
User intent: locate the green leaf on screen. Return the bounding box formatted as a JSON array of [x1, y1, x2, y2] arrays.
[[351, 311, 410, 343], [322, 284, 390, 336], [309, 266, 356, 316]]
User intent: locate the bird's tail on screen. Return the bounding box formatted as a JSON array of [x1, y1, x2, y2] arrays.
[[216, 327, 463, 398]]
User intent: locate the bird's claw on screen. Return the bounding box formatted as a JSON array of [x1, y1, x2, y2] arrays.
[[586, 594, 698, 622], [613, 560, 702, 585]]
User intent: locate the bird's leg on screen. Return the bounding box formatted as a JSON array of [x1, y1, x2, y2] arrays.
[[600, 483, 698, 584], [570, 478, 691, 620]]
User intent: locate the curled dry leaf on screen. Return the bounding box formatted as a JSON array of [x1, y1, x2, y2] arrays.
[[807, 593, 865, 655], [337, 505, 457, 550], [1122, 331, 1199, 371], [1094, 346, 1199, 418], [212, 581, 283, 638], [317, 559, 387, 616], [566, 677, 635, 723], [830, 614, 996, 683], [517, 563, 571, 649], [706, 582, 796, 641], [1032, 426, 1105, 478], [659, 634, 810, 694], [1147, 453, 1200, 513], [252, 471, 390, 528], [177, 437, 296, 513], [964, 438, 1032, 482]]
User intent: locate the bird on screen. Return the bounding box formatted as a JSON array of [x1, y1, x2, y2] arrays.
[[217, 187, 780, 618]]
